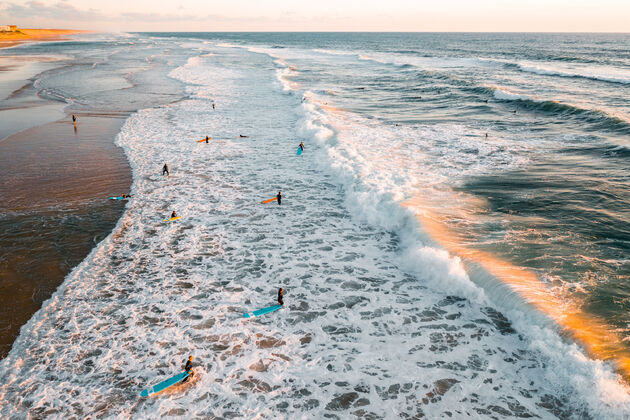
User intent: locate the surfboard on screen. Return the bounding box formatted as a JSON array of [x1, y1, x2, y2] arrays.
[[243, 304, 282, 318], [140, 371, 189, 397], [259, 197, 278, 205], [164, 216, 182, 222], [197, 137, 211, 143], [297, 147, 303, 156], [109, 196, 132, 200]]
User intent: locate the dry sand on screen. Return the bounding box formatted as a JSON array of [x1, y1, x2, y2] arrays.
[[0, 29, 89, 49]]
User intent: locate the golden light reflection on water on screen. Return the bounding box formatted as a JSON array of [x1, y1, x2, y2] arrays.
[[403, 195, 630, 382]]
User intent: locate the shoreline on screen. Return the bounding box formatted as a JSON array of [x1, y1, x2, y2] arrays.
[[0, 29, 90, 49], [0, 112, 132, 358]]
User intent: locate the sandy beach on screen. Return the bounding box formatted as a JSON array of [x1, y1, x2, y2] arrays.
[[0, 29, 88, 49], [0, 114, 131, 358]]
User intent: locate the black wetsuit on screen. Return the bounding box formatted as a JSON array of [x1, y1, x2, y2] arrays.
[[299, 143, 304, 151], [171, 212, 177, 218], [205, 136, 209, 143], [72, 115, 76, 123], [182, 359, 193, 382], [162, 164, 169, 176], [277, 193, 281, 205], [278, 289, 284, 306]]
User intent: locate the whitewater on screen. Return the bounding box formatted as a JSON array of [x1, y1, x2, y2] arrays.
[[1, 36, 630, 418]]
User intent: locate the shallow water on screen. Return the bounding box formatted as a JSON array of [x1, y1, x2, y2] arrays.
[[1, 33, 629, 418]]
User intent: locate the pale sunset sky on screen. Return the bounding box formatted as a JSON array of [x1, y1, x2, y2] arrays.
[[1, 0, 629, 32]]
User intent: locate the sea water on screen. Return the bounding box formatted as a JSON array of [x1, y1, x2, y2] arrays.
[[0, 32, 629, 418]]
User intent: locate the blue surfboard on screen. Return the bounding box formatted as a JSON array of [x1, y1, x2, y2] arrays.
[[109, 196, 124, 200], [140, 371, 189, 397], [297, 147, 302, 156], [243, 304, 282, 318]]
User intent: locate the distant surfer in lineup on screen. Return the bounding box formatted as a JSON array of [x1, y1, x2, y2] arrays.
[[278, 288, 284, 306], [182, 356, 194, 383], [171, 211, 177, 218], [277, 191, 282, 205], [162, 163, 169, 176], [212, 103, 215, 109], [239, 134, 249, 138], [299, 141, 304, 152]]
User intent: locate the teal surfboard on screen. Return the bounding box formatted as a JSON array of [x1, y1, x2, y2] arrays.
[[243, 304, 282, 318], [109, 196, 124, 200], [297, 147, 303, 156], [140, 371, 189, 397]]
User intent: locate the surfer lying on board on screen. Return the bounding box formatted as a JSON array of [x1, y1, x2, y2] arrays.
[[171, 211, 177, 218], [299, 141, 304, 152], [162, 163, 169, 176], [182, 355, 194, 383], [278, 288, 284, 306], [239, 134, 249, 138], [121, 194, 133, 198], [277, 191, 282, 205]]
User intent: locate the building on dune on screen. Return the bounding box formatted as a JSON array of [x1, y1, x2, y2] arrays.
[[0, 25, 18, 32]]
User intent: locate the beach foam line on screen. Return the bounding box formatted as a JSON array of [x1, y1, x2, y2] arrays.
[[403, 196, 630, 383]]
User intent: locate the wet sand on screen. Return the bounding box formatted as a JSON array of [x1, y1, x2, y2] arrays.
[[0, 114, 131, 358]]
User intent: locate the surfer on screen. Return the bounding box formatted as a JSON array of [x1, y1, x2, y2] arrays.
[[72, 114, 76, 125], [278, 288, 284, 306], [121, 194, 133, 198], [205, 136, 209, 143], [212, 103, 215, 110], [162, 163, 169, 176], [277, 191, 282, 205], [298, 141, 304, 152], [182, 355, 194, 383], [239, 135, 249, 138], [171, 211, 177, 218]]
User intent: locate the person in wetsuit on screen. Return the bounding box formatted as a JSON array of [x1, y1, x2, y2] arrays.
[[239, 135, 249, 138], [171, 211, 177, 218], [278, 288, 284, 306], [212, 103, 215, 110], [121, 194, 133, 198], [277, 191, 282, 205], [205, 136, 209, 143], [162, 163, 169, 176], [299, 141, 304, 152], [182, 355, 194, 383], [72, 114, 76, 124]]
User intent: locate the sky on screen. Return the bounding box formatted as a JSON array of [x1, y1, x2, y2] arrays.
[[0, 0, 629, 32]]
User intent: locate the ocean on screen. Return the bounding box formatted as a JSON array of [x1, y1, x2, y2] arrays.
[[0, 32, 629, 418]]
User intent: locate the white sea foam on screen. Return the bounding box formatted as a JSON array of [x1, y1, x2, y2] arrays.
[[517, 62, 630, 85], [1, 39, 629, 419], [491, 86, 540, 102]]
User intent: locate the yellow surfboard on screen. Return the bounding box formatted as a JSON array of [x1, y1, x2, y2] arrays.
[[164, 216, 182, 222], [259, 197, 278, 204]]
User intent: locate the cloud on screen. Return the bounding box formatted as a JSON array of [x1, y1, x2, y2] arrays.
[[1, 1, 106, 21]]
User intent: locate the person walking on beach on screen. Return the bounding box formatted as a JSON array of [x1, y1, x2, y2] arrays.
[[182, 355, 194, 383], [277, 191, 282, 205], [162, 163, 169, 176], [278, 288, 284, 306]]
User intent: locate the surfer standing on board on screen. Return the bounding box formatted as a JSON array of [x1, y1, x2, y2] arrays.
[[182, 355, 194, 383], [162, 163, 169, 176], [205, 136, 209, 143], [277, 191, 282, 205], [278, 288, 284, 306], [72, 114, 77, 125], [299, 141, 304, 152]]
